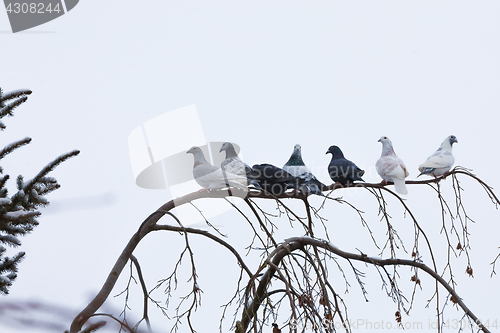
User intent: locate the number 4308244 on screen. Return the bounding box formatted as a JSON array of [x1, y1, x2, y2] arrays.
[[5, 3, 61, 14]]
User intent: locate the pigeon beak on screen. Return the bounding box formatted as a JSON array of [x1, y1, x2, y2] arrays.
[[378, 139, 381, 142]]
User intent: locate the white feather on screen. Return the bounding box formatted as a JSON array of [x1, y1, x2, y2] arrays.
[[283, 165, 312, 179]]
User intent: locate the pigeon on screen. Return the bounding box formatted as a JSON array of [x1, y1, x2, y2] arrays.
[[186, 146, 246, 190], [219, 142, 262, 190], [247, 164, 298, 195], [283, 144, 326, 196], [326, 145, 365, 186], [418, 135, 458, 177], [376, 136, 409, 195]]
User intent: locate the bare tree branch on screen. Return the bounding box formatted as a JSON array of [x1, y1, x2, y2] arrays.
[[68, 168, 498, 333]]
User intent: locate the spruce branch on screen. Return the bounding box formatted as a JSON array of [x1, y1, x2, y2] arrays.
[[0, 88, 32, 130], [0, 251, 25, 295], [0, 87, 79, 296], [0, 89, 32, 106], [0, 96, 28, 119], [10, 149, 80, 209], [0, 137, 32, 161]]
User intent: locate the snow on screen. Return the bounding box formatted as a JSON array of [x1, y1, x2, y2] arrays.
[[3, 211, 27, 219], [1, 89, 31, 101], [0, 198, 11, 205], [0, 276, 11, 285], [0, 137, 31, 159], [0, 235, 21, 246]]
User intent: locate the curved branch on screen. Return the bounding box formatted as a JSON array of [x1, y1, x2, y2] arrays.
[[69, 189, 248, 333], [152, 224, 253, 278], [236, 236, 490, 333], [246, 167, 498, 202], [236, 241, 304, 333], [129, 255, 152, 333], [70, 168, 496, 333]]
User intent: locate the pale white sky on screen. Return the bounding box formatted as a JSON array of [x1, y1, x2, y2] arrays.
[[1, 1, 500, 332]]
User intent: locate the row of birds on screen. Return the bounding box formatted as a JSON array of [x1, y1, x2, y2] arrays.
[[186, 135, 458, 196]]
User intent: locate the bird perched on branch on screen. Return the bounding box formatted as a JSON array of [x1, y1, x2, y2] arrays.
[[186, 146, 246, 191], [219, 142, 262, 190], [283, 144, 326, 196], [376, 136, 409, 195], [418, 135, 458, 178], [326, 145, 364, 186], [247, 164, 298, 195]]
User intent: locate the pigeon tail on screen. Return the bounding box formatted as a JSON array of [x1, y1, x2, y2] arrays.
[[417, 167, 434, 177], [393, 179, 408, 195], [303, 184, 326, 196]]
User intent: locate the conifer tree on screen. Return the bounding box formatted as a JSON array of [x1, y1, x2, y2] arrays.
[[0, 87, 79, 295]]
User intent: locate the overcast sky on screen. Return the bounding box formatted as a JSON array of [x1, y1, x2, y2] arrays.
[[1, 1, 500, 332]]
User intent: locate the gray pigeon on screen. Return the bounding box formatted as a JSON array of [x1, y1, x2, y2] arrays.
[[418, 135, 458, 177], [283, 144, 326, 196], [326, 145, 364, 186], [219, 142, 262, 190], [186, 146, 246, 190]]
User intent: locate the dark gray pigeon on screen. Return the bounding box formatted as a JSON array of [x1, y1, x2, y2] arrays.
[[247, 164, 299, 195], [283, 144, 326, 196], [326, 145, 365, 185]]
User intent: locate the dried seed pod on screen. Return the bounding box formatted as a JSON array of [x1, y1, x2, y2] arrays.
[[395, 311, 402, 323]]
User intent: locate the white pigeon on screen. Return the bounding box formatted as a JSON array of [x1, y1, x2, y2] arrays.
[[186, 146, 246, 191], [376, 136, 409, 195], [418, 135, 458, 178]]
